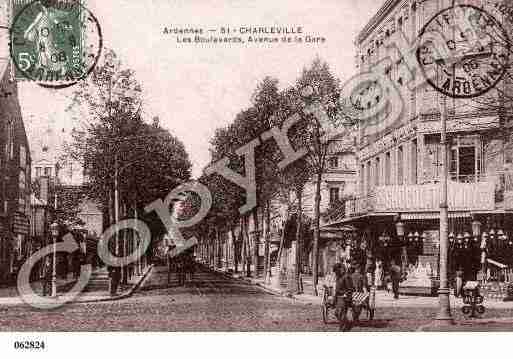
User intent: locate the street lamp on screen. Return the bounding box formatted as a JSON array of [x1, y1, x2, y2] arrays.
[[49, 222, 59, 297], [395, 219, 408, 275]]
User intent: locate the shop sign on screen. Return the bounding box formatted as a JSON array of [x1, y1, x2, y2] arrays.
[[12, 212, 29, 235]]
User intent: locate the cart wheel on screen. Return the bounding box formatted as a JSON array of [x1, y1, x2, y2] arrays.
[[321, 304, 328, 324]]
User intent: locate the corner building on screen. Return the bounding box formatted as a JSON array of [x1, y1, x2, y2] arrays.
[[334, 0, 513, 297]]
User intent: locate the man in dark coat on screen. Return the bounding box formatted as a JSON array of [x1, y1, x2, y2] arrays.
[[176, 254, 186, 286], [390, 260, 402, 299], [334, 264, 354, 331], [42, 256, 53, 296]]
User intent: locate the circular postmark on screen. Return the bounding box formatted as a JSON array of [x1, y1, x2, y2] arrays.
[[417, 4, 510, 99], [9, 0, 102, 89]]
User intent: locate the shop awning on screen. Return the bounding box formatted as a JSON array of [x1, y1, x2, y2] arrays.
[[400, 211, 471, 220], [325, 212, 397, 227]]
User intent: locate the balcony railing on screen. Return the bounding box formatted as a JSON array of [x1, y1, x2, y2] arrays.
[[346, 171, 513, 217]]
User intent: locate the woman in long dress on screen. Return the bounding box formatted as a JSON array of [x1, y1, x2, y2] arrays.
[[375, 259, 383, 289]]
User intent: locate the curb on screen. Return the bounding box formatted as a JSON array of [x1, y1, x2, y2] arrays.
[[73, 264, 155, 304], [416, 317, 513, 331], [207, 266, 297, 298], [0, 265, 155, 306]]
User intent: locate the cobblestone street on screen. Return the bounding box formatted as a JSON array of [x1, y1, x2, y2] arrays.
[[1, 265, 512, 331]]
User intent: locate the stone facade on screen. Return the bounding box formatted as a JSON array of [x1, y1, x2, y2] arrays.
[[0, 62, 32, 284]]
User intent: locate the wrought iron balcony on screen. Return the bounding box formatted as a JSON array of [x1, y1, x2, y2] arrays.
[[345, 176, 508, 217]]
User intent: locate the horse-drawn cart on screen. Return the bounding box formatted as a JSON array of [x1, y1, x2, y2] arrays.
[[320, 284, 375, 325]]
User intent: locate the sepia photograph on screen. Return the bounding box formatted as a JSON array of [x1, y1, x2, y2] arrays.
[[1, 0, 513, 356]]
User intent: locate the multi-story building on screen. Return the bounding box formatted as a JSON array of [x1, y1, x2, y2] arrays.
[[27, 111, 102, 237], [0, 62, 32, 284], [333, 0, 513, 294]]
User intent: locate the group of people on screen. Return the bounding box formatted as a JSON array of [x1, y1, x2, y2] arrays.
[[326, 258, 403, 331], [168, 251, 196, 286], [330, 262, 369, 331], [370, 259, 402, 299]]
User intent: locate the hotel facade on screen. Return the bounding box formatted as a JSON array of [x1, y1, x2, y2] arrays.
[[331, 0, 513, 295]]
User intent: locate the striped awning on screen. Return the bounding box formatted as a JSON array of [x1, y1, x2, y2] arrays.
[[400, 211, 471, 220]]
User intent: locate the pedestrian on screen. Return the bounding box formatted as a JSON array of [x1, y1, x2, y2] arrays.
[[41, 256, 52, 296], [334, 263, 354, 331], [108, 265, 121, 296], [177, 254, 186, 286], [188, 253, 195, 281], [72, 251, 81, 279], [375, 259, 383, 289], [364, 254, 375, 292], [389, 259, 401, 299], [167, 245, 175, 285], [455, 267, 464, 298], [350, 264, 367, 324]]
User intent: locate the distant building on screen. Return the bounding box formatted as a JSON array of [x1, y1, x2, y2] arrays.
[[25, 105, 102, 240], [0, 62, 32, 284]]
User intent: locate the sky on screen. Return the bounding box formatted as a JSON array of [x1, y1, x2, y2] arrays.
[[18, 0, 383, 178]]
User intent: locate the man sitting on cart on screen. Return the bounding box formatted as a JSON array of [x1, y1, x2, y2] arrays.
[[333, 263, 354, 331], [350, 263, 368, 325]]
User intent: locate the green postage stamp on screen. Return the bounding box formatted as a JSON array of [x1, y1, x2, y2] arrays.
[[10, 0, 102, 88]]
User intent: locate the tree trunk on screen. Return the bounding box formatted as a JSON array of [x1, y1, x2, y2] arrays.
[[312, 170, 323, 296], [243, 216, 251, 277], [210, 228, 215, 267], [215, 227, 219, 268], [252, 208, 260, 278], [271, 215, 288, 289], [231, 227, 238, 273], [263, 201, 271, 283], [240, 218, 246, 273], [295, 187, 303, 293]]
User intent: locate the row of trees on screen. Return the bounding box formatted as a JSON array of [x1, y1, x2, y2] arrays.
[[65, 49, 192, 270], [194, 58, 351, 294]]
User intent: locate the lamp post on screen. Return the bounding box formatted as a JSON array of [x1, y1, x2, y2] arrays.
[[436, 86, 453, 323], [395, 219, 407, 275], [50, 222, 59, 297]]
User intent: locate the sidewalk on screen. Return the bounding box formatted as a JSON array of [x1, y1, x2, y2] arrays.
[[417, 316, 513, 331], [207, 262, 513, 310], [0, 265, 154, 306]]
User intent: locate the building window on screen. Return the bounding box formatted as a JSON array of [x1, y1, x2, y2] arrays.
[[412, 140, 418, 184], [329, 187, 340, 204], [360, 164, 365, 194], [397, 146, 404, 185], [375, 157, 380, 186], [19, 145, 26, 169], [44, 167, 52, 177], [36, 167, 42, 177], [366, 161, 371, 194], [385, 152, 391, 185], [19, 171, 26, 191], [19, 171, 26, 209], [329, 157, 339, 169], [450, 138, 482, 183], [5, 119, 14, 160]]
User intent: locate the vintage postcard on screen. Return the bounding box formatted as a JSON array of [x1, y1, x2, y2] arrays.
[[1, 0, 513, 350]]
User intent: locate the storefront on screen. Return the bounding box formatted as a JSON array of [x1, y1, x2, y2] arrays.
[[0, 217, 13, 285], [333, 210, 513, 295]]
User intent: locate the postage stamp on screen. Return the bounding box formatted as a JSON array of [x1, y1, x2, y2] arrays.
[[417, 4, 510, 99], [9, 0, 102, 88]]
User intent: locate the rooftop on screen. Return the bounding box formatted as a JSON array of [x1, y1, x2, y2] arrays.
[[356, 0, 403, 45]]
